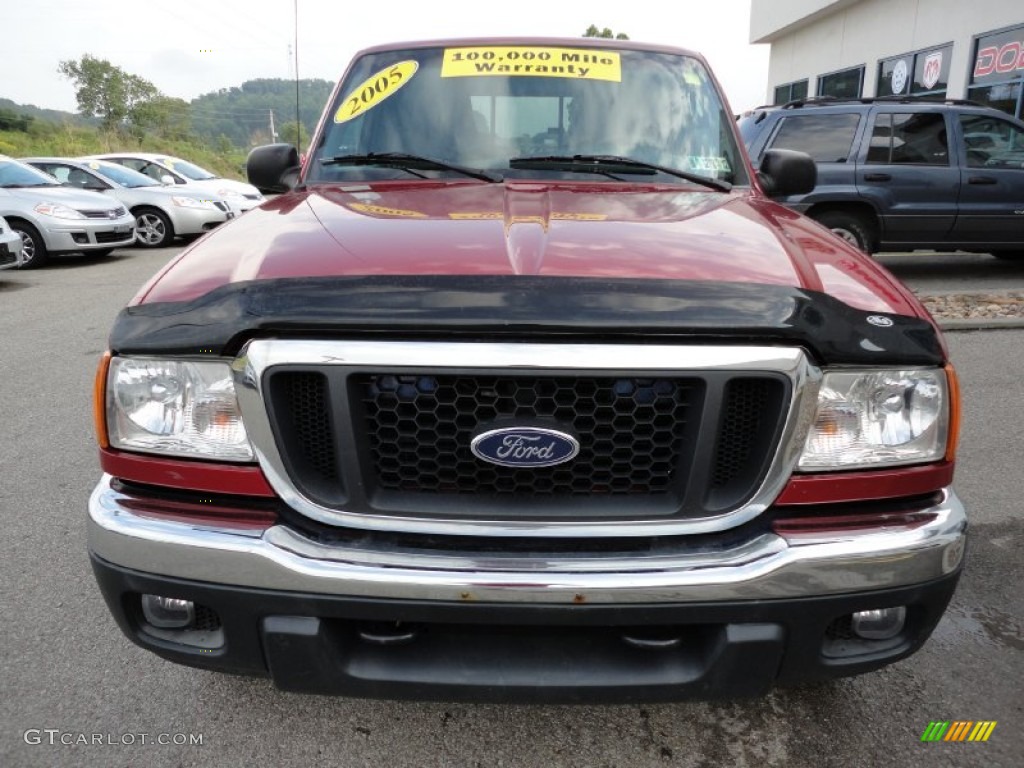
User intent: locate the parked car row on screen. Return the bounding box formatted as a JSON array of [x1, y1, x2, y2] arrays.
[[0, 153, 265, 269]]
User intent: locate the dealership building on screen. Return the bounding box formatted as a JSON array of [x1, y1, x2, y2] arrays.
[[750, 0, 1024, 119]]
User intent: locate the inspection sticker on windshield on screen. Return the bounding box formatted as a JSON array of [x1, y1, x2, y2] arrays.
[[334, 60, 419, 124], [442, 47, 621, 82], [684, 156, 731, 173]]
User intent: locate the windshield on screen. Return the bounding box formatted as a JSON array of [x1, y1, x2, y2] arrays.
[[86, 160, 160, 188], [159, 157, 217, 180], [0, 159, 61, 187], [309, 44, 747, 186]]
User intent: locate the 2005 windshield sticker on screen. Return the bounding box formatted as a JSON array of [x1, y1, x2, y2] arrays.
[[334, 60, 419, 124], [442, 47, 621, 82]]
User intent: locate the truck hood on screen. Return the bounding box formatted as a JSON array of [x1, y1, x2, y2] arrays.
[[137, 181, 920, 317], [116, 181, 942, 365]]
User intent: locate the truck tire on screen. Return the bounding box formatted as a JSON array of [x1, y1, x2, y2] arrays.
[[814, 211, 874, 253]]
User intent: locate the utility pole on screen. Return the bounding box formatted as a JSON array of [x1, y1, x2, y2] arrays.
[[294, 0, 301, 150], [269, 109, 278, 141]]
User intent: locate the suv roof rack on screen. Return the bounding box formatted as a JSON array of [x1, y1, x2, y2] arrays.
[[776, 95, 985, 110]]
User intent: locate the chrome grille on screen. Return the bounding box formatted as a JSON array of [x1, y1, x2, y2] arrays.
[[239, 340, 813, 537], [80, 206, 126, 219]]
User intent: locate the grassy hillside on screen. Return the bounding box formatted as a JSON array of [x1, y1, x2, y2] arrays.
[[0, 122, 248, 180]]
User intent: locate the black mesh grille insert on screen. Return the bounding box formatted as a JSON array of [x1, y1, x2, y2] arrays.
[[268, 371, 340, 503], [705, 377, 786, 511], [354, 374, 700, 496], [712, 379, 775, 488]]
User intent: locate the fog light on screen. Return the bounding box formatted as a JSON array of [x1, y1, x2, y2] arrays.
[[71, 232, 88, 244], [850, 606, 906, 640], [141, 594, 195, 629]]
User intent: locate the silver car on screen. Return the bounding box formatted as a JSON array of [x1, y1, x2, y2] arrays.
[[86, 152, 265, 216], [0, 155, 136, 268], [23, 157, 232, 248], [0, 214, 25, 271]]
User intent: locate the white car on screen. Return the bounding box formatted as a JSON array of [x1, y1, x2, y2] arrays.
[[23, 157, 233, 248], [87, 152, 265, 215], [0, 155, 136, 268], [0, 214, 25, 270]]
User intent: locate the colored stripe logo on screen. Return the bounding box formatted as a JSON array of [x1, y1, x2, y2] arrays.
[[921, 721, 997, 742]]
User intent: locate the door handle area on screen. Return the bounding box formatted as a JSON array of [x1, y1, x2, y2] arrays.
[[863, 173, 891, 182], [968, 176, 998, 185]]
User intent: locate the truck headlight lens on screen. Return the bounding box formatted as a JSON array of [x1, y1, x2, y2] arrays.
[[106, 358, 254, 461], [798, 369, 948, 470]]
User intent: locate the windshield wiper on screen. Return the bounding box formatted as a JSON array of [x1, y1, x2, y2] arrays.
[[508, 154, 732, 192], [320, 152, 502, 182], [0, 182, 57, 188]]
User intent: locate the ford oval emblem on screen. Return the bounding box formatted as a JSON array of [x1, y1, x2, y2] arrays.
[[471, 427, 579, 468]]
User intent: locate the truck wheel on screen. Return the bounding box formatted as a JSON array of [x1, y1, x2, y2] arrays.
[[10, 220, 48, 269], [134, 208, 174, 248], [814, 211, 874, 253]]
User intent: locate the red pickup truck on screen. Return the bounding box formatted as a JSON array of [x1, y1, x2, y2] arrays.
[[88, 38, 966, 702]]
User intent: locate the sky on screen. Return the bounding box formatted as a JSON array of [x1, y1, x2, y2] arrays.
[[1, 0, 770, 115]]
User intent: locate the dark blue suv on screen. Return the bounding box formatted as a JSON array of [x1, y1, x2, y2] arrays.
[[739, 97, 1024, 260]]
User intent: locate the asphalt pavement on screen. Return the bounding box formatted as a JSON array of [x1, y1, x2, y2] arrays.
[[1, 247, 1021, 768]]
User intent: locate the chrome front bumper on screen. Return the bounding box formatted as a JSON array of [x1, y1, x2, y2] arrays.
[[88, 476, 967, 605]]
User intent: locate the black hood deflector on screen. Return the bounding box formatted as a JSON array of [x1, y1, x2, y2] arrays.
[[110, 276, 943, 366]]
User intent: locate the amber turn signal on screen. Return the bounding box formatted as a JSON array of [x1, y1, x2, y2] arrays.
[[93, 351, 112, 449], [944, 363, 961, 462]]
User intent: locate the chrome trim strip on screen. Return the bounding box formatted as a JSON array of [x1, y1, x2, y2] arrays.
[[233, 340, 821, 537], [88, 478, 966, 604]]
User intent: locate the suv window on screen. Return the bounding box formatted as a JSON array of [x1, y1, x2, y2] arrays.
[[767, 114, 860, 162], [960, 114, 1024, 168], [867, 112, 949, 165]]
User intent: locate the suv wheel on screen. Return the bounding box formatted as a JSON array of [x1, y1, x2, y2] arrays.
[[814, 211, 874, 253]]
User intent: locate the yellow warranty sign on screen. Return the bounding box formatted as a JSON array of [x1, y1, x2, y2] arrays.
[[334, 60, 419, 124], [442, 47, 621, 82]]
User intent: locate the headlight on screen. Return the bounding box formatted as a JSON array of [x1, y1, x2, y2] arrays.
[[34, 202, 85, 220], [799, 369, 949, 470], [171, 196, 215, 209], [106, 358, 253, 462]]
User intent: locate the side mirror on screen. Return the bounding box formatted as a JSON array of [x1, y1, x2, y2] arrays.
[[757, 149, 817, 198], [159, 175, 176, 186], [247, 143, 300, 193]]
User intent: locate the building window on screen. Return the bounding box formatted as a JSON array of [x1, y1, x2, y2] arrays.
[[877, 45, 952, 99], [772, 80, 809, 105], [968, 24, 1024, 119], [817, 66, 864, 99]]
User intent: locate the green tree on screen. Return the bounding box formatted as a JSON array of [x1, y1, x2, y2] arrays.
[[214, 134, 236, 155], [583, 25, 629, 40], [278, 120, 308, 149], [57, 55, 160, 131], [135, 96, 193, 140]]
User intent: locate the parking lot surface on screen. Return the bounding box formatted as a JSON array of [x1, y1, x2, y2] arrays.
[[1, 247, 1021, 768]]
